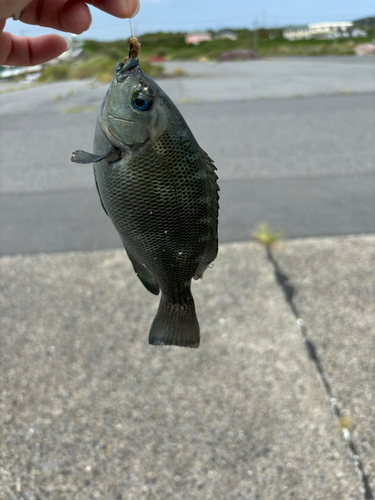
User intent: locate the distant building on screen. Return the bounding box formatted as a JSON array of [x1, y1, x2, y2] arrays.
[[351, 29, 367, 38], [185, 32, 212, 45], [214, 29, 237, 41], [0, 64, 42, 80], [355, 43, 375, 56], [283, 21, 354, 41], [308, 22, 353, 39], [283, 25, 310, 41]]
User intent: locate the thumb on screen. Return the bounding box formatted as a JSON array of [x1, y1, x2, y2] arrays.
[[0, 32, 69, 65]]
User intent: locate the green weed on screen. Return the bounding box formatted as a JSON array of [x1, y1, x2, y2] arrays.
[[253, 224, 281, 247]]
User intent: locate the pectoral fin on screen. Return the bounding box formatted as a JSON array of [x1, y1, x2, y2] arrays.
[[71, 149, 121, 164]]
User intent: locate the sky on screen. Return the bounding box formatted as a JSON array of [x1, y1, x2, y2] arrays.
[[5, 0, 374, 41]]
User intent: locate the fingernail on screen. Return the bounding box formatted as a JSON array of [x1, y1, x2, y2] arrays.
[[130, 0, 140, 18], [64, 37, 71, 52]]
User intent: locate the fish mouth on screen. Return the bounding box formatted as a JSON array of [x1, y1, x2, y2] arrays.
[[116, 57, 140, 82]]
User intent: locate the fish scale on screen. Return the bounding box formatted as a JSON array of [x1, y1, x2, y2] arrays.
[[72, 56, 219, 348], [103, 133, 214, 291]]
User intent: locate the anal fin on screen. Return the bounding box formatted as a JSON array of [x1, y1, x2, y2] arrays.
[[127, 252, 160, 295]]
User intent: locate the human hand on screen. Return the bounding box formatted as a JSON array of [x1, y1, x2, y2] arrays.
[[0, 0, 139, 66]]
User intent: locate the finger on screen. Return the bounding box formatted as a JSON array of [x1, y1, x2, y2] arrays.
[[0, 0, 31, 20], [17, 0, 139, 33], [20, 0, 92, 34], [89, 0, 139, 18], [0, 32, 68, 66], [60, 0, 92, 34]]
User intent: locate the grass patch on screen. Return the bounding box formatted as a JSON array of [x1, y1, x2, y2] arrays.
[[62, 106, 97, 114], [171, 67, 186, 76], [0, 82, 40, 95], [127, 30, 373, 60], [38, 53, 164, 83], [178, 97, 196, 104], [35, 29, 374, 83], [253, 224, 281, 247], [38, 64, 69, 82]]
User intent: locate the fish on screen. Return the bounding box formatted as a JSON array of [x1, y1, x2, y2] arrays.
[[71, 49, 219, 348]]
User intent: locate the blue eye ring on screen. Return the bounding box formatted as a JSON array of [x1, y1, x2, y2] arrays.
[[132, 91, 152, 112]]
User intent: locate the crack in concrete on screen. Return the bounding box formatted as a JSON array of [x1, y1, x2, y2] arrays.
[[266, 246, 374, 500]]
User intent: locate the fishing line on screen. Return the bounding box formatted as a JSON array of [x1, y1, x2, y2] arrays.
[[129, 18, 133, 38]]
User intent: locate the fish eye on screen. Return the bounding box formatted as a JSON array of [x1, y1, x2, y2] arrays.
[[132, 92, 152, 112]]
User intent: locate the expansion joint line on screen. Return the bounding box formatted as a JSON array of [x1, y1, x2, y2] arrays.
[[266, 246, 374, 500]]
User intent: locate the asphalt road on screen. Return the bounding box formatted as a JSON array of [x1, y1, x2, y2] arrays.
[[1, 57, 374, 255]]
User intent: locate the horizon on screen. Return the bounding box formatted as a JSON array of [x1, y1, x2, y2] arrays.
[[4, 0, 374, 42]]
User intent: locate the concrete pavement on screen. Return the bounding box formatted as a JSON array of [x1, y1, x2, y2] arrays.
[[273, 235, 375, 497], [1, 237, 374, 499]]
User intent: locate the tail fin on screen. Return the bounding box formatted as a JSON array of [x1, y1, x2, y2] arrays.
[[149, 294, 200, 348]]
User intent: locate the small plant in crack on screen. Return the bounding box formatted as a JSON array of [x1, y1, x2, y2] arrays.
[[253, 224, 281, 247], [338, 415, 354, 430]]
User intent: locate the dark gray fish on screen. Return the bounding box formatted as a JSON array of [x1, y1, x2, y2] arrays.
[[72, 56, 219, 348]]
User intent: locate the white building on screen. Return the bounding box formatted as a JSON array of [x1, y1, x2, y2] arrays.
[[185, 32, 212, 45], [214, 29, 237, 41], [308, 22, 353, 39], [283, 25, 311, 41], [283, 21, 354, 41]]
